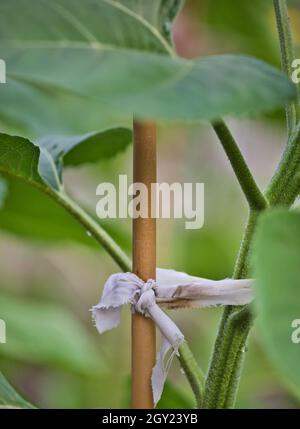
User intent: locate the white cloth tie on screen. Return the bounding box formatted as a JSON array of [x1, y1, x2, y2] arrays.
[[92, 268, 254, 405]]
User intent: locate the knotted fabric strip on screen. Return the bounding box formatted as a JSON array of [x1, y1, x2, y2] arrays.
[[92, 268, 254, 405]]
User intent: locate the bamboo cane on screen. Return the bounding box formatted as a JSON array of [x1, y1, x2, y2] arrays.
[[131, 119, 157, 409]]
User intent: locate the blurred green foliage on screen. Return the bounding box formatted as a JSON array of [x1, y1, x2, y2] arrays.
[[0, 0, 299, 409], [0, 294, 104, 376], [254, 210, 300, 401], [0, 373, 34, 409], [199, 0, 280, 64]]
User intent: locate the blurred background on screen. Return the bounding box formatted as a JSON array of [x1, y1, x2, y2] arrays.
[[0, 0, 300, 409]]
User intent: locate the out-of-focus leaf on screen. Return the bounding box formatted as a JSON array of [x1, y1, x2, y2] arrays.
[[0, 177, 96, 245], [175, 226, 240, 279], [199, 0, 279, 65], [39, 128, 132, 169], [114, 0, 184, 44], [0, 294, 104, 376], [253, 209, 300, 400], [0, 0, 176, 54], [0, 130, 131, 190], [2, 51, 295, 132], [0, 176, 131, 249], [0, 0, 296, 136], [37, 128, 132, 189], [0, 373, 34, 409], [0, 132, 131, 248], [0, 0, 177, 135]]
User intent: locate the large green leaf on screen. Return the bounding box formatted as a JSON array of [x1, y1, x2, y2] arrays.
[[37, 128, 131, 189], [0, 294, 103, 376], [112, 0, 183, 44], [0, 0, 178, 135], [39, 128, 132, 167], [0, 0, 176, 54], [0, 177, 131, 249], [253, 209, 300, 399], [0, 129, 131, 189], [0, 132, 131, 248], [0, 373, 34, 409], [0, 0, 296, 136]]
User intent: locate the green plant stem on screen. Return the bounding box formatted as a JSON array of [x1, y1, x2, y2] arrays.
[[202, 120, 267, 408], [204, 122, 300, 409], [266, 122, 300, 206], [204, 122, 300, 408], [55, 190, 132, 272], [273, 0, 300, 134], [202, 210, 258, 408], [178, 341, 205, 407], [203, 120, 265, 408], [204, 3, 300, 406], [212, 121, 268, 211]]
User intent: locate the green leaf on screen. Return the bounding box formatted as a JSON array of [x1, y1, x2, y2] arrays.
[[253, 209, 300, 399], [0, 0, 296, 136], [40, 128, 132, 168], [111, 0, 183, 44], [0, 177, 97, 245], [0, 0, 177, 135], [0, 293, 104, 376], [0, 129, 131, 190], [0, 0, 176, 54], [0, 175, 131, 249], [0, 135, 43, 186], [0, 373, 34, 409], [0, 132, 131, 249], [37, 128, 132, 189]]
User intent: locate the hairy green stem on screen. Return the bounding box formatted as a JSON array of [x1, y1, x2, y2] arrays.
[[203, 122, 266, 408], [178, 341, 205, 407], [212, 121, 268, 211], [204, 123, 300, 407], [203, 2, 300, 408], [273, 0, 300, 134], [266, 122, 300, 206], [203, 124, 300, 409], [204, 125, 300, 405], [202, 211, 258, 408]]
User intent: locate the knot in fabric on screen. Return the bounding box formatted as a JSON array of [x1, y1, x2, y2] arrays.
[[92, 268, 254, 406], [135, 279, 157, 315]]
